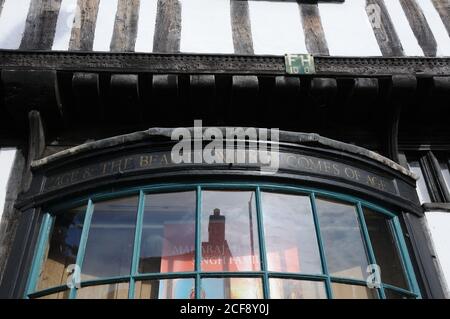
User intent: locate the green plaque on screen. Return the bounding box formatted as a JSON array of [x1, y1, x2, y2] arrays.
[[285, 54, 315, 75]]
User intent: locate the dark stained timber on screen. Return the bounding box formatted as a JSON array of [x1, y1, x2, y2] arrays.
[[0, 0, 5, 17], [431, 0, 450, 37], [69, 0, 101, 51], [399, 0, 437, 57], [366, 0, 404, 57], [19, 0, 62, 50], [299, 2, 329, 55], [230, 0, 254, 54], [153, 0, 181, 53], [110, 0, 140, 52]]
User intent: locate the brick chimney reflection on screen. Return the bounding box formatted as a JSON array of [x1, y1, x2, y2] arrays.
[[208, 208, 226, 244]]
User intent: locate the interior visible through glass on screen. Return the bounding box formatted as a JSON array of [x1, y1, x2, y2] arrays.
[[201, 277, 263, 299], [315, 197, 369, 280], [37, 206, 85, 291], [30, 187, 418, 299], [139, 192, 196, 274], [81, 197, 138, 280], [363, 207, 408, 289], [269, 278, 327, 299], [262, 192, 322, 274]]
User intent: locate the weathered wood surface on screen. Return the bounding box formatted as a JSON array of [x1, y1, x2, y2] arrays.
[[69, 0, 101, 51], [299, 3, 329, 55], [431, 0, 450, 37], [110, 0, 140, 52], [153, 0, 181, 53], [399, 0, 437, 57], [0, 0, 5, 18], [366, 0, 404, 57], [230, 0, 254, 54], [20, 0, 62, 50]]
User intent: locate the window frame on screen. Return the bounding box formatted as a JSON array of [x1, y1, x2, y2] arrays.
[[25, 182, 421, 299]]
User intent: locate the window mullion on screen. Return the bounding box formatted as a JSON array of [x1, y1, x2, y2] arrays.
[[128, 191, 146, 299], [391, 217, 422, 298], [356, 202, 386, 299], [69, 199, 95, 299], [255, 187, 270, 299], [25, 212, 54, 298], [309, 193, 333, 299], [195, 186, 202, 299]]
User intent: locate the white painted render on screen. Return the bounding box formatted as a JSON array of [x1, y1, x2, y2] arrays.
[[248, 0, 307, 55], [0, 148, 16, 223], [92, 0, 118, 51], [52, 0, 77, 50], [416, 0, 450, 56], [134, 0, 158, 53], [0, 0, 31, 49], [425, 212, 450, 297], [0, 0, 448, 56], [383, 0, 424, 56], [318, 0, 382, 56], [180, 0, 234, 54]]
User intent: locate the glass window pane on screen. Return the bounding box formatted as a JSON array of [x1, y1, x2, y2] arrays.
[[262, 192, 321, 274], [439, 159, 450, 193], [139, 192, 196, 274], [202, 277, 263, 299], [37, 206, 86, 291], [134, 278, 195, 299], [201, 191, 260, 272], [36, 290, 70, 299], [331, 283, 378, 299], [269, 278, 327, 299], [76, 283, 128, 299], [316, 198, 369, 280], [407, 160, 431, 203], [363, 208, 408, 289], [82, 197, 138, 280], [385, 289, 414, 299]]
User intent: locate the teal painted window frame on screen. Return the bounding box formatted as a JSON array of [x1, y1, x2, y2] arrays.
[[25, 182, 421, 299]]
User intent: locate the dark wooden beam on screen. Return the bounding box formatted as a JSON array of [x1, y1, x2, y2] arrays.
[[110, 0, 140, 52], [69, 0, 100, 51], [0, 0, 5, 17], [153, 0, 181, 53], [431, 0, 450, 37], [19, 0, 62, 50], [299, 2, 329, 55], [366, 0, 404, 57], [399, 0, 437, 57], [1, 51, 449, 77], [230, 0, 254, 54]]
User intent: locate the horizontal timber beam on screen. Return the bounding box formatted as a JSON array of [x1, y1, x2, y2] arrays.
[[0, 50, 449, 77]]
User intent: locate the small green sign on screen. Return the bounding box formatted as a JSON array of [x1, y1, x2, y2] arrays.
[[285, 54, 316, 75]]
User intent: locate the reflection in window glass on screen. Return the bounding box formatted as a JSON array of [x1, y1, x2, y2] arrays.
[[316, 198, 369, 280], [134, 278, 195, 299], [385, 289, 411, 299], [262, 192, 321, 274], [363, 208, 408, 289], [76, 283, 129, 299], [201, 191, 260, 272], [439, 159, 450, 193], [139, 192, 196, 274], [331, 283, 378, 299], [82, 197, 137, 280], [36, 290, 70, 299], [37, 207, 85, 291], [269, 279, 327, 299], [202, 278, 263, 299], [407, 160, 431, 203]]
